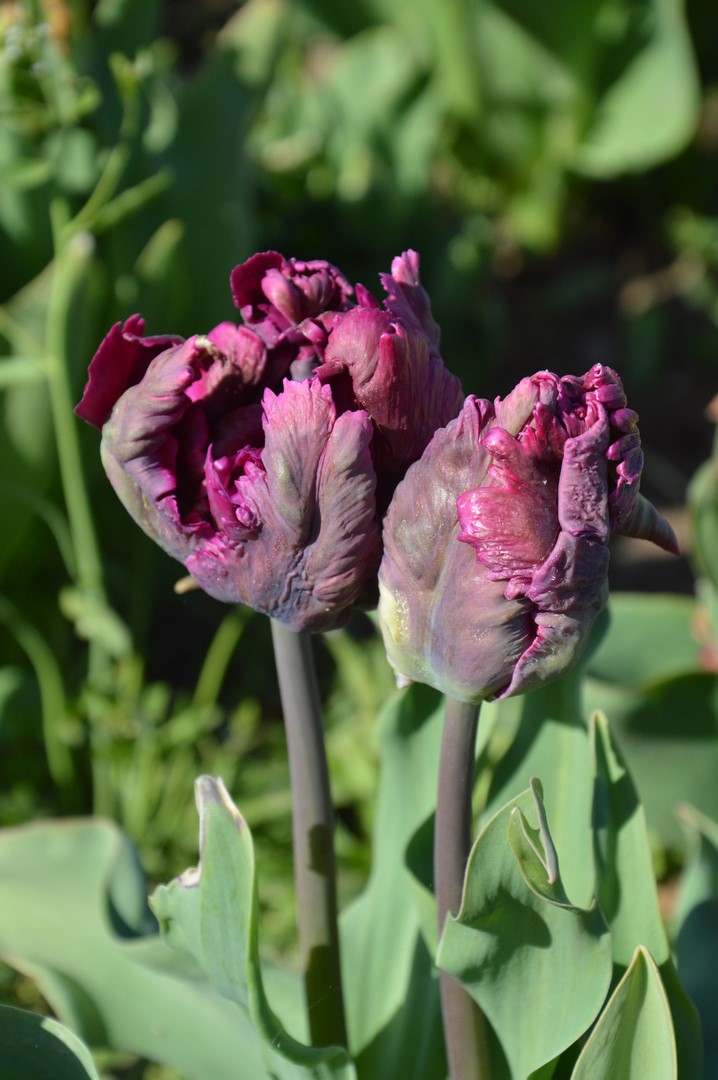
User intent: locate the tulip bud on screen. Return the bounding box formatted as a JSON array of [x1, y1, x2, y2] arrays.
[[378, 365, 678, 702]]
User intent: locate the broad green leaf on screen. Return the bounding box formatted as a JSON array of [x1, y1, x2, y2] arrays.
[[673, 805, 718, 1077], [489, 0, 601, 82], [591, 712, 669, 965], [571, 947, 676, 1079], [0, 1004, 100, 1079], [0, 816, 294, 1080], [340, 684, 446, 1080], [438, 781, 612, 1078], [574, 0, 699, 177], [479, 672, 595, 908], [590, 713, 702, 1079], [585, 594, 701, 687], [583, 673, 718, 848], [151, 776, 355, 1079]]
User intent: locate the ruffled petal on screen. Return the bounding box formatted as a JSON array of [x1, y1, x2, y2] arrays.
[[379, 249, 441, 353], [75, 315, 182, 429]]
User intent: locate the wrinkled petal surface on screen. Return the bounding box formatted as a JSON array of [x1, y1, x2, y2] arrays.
[[323, 307, 463, 491], [186, 379, 381, 629]]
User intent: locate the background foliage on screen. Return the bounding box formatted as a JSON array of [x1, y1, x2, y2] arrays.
[[0, 0, 717, 1076]]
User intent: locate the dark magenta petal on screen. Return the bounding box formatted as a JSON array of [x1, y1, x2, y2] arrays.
[[379, 249, 441, 354], [325, 306, 463, 488], [205, 445, 264, 540], [75, 315, 182, 429], [230, 250, 354, 342], [206, 322, 268, 387], [457, 486, 558, 579], [230, 251, 285, 324]]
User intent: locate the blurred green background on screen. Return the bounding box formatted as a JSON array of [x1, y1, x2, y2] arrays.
[[1, 0, 718, 1009]]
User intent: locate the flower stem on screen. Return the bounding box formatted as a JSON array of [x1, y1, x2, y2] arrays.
[[435, 697, 490, 1080], [270, 619, 348, 1050]]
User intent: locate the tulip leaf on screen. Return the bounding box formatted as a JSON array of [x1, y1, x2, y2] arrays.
[[586, 593, 701, 687], [437, 781, 612, 1079], [591, 711, 668, 964], [590, 712, 702, 1079], [340, 684, 446, 1080], [573, 0, 699, 177], [0, 816, 303, 1080], [583, 671, 718, 849], [0, 1004, 100, 1079], [150, 776, 355, 1078], [673, 805, 718, 1077], [479, 671, 595, 908], [571, 946, 677, 1079]]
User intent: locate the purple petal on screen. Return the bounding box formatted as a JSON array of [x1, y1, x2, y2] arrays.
[[500, 532, 610, 698], [379, 397, 531, 701], [457, 487, 558, 580], [230, 251, 285, 328], [230, 251, 354, 342], [207, 322, 268, 386], [324, 307, 463, 485], [253, 377, 337, 543], [100, 337, 219, 560], [556, 408, 610, 543], [187, 380, 380, 630], [614, 493, 680, 554], [75, 315, 182, 429], [305, 409, 381, 608], [379, 249, 441, 352]]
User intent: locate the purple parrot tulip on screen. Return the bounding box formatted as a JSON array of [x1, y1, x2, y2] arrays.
[[378, 364, 679, 702], [76, 250, 463, 630]]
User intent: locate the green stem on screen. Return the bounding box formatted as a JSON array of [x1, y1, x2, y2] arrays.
[[435, 697, 490, 1080], [45, 226, 114, 813], [45, 229, 104, 601], [192, 609, 248, 711], [270, 619, 348, 1050]]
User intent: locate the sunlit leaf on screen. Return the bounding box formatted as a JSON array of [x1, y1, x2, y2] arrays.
[[438, 780, 612, 1078], [571, 947, 676, 1079], [151, 776, 355, 1078]]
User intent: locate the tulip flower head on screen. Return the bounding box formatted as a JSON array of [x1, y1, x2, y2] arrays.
[[378, 365, 679, 702], [76, 251, 462, 631]]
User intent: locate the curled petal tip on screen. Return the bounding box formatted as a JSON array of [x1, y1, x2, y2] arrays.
[[618, 493, 681, 555]]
